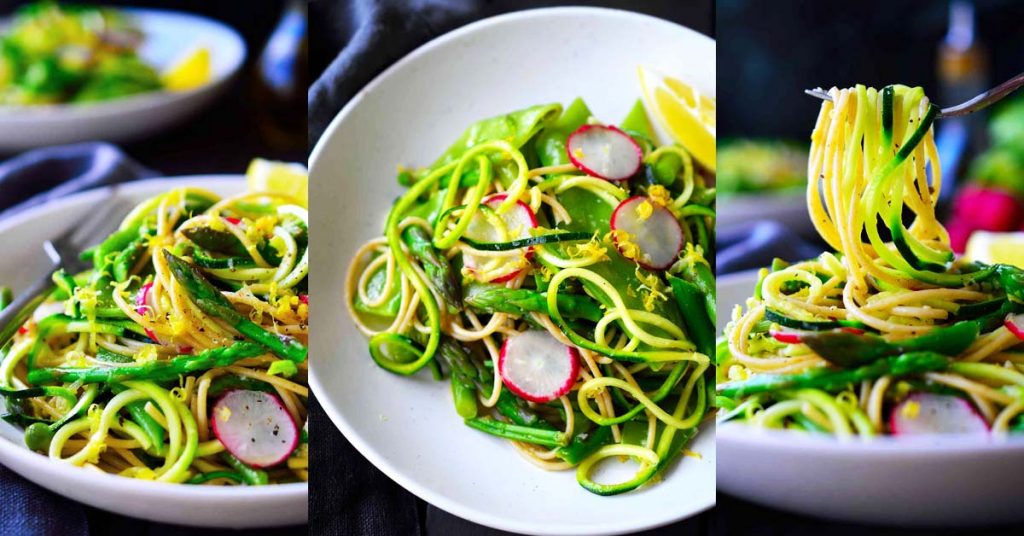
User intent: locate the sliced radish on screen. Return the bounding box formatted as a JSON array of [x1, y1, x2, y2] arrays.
[[890, 393, 989, 435], [135, 282, 154, 316], [498, 331, 580, 403], [769, 327, 864, 344], [463, 194, 538, 283], [609, 196, 683, 270], [135, 283, 159, 342], [211, 389, 299, 468], [566, 125, 643, 181], [1006, 313, 1024, 341]]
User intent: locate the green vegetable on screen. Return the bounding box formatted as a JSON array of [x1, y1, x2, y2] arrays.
[[668, 275, 714, 357], [764, 308, 868, 331], [536, 98, 592, 167], [464, 418, 568, 448], [402, 226, 462, 312], [555, 425, 613, 465], [164, 251, 307, 362], [221, 453, 269, 486], [433, 103, 562, 169], [459, 231, 592, 251], [717, 352, 950, 398], [27, 342, 267, 384], [799, 322, 979, 367], [464, 283, 604, 323]]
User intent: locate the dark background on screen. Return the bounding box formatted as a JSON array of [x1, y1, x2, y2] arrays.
[[308, 1, 714, 535], [0, 0, 306, 174], [0, 1, 306, 535], [718, 0, 1024, 140]]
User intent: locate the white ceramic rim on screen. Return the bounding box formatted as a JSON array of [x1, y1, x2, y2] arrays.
[[0, 7, 247, 118], [0, 177, 306, 524], [309, 7, 714, 535]]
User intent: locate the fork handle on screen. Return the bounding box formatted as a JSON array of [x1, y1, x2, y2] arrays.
[[0, 263, 59, 347]]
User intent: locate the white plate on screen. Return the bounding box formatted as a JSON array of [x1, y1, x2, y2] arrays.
[[0, 9, 246, 152], [309, 7, 715, 536], [717, 271, 1024, 527], [0, 177, 306, 528]]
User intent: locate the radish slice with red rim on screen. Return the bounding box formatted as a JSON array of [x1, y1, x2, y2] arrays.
[[609, 196, 683, 270], [1006, 313, 1024, 341], [463, 194, 537, 283], [566, 125, 643, 181], [769, 327, 864, 344], [890, 393, 989, 435], [212, 389, 299, 468], [499, 330, 580, 403]]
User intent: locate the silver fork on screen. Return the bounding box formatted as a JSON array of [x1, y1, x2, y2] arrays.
[[0, 191, 134, 346], [804, 71, 1024, 118]]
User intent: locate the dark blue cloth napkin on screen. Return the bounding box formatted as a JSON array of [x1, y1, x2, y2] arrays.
[[0, 142, 158, 222]]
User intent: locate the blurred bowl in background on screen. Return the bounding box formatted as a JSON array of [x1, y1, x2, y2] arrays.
[[0, 8, 246, 152]]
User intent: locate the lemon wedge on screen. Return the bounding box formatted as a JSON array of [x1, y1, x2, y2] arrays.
[[638, 66, 716, 171], [162, 47, 212, 92], [964, 231, 1024, 267], [246, 159, 309, 208]]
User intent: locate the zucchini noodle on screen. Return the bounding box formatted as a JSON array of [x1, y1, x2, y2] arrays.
[[718, 85, 1024, 436], [0, 182, 309, 484]]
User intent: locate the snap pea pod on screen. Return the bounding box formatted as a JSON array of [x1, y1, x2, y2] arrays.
[[27, 342, 267, 384], [433, 103, 562, 168], [667, 275, 714, 357], [221, 452, 269, 486], [402, 226, 463, 312], [0, 286, 10, 310], [465, 417, 568, 448], [536, 97, 591, 167], [164, 251, 307, 362], [717, 352, 950, 398], [464, 284, 604, 323], [555, 425, 613, 465], [680, 259, 715, 324]]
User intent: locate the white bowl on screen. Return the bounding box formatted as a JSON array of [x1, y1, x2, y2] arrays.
[[309, 7, 715, 535], [0, 8, 246, 152], [717, 271, 1024, 527], [0, 177, 306, 528]]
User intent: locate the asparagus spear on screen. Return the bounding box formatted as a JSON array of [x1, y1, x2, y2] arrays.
[[464, 284, 604, 323], [436, 337, 478, 419], [27, 342, 267, 384], [402, 226, 463, 312], [717, 352, 950, 398], [163, 251, 307, 362]]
